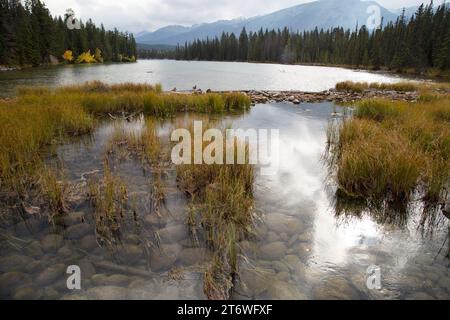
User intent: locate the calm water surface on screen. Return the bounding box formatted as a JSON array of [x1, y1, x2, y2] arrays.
[[0, 60, 409, 97], [0, 102, 448, 300]]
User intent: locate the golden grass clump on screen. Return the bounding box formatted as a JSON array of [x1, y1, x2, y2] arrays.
[[106, 118, 161, 165], [335, 81, 369, 93], [16, 82, 251, 117], [175, 122, 255, 300], [327, 93, 450, 204], [335, 81, 418, 93], [0, 82, 250, 202], [0, 100, 94, 197], [88, 161, 128, 246]]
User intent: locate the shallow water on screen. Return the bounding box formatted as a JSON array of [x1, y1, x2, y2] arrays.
[[0, 102, 448, 300], [0, 60, 409, 97]]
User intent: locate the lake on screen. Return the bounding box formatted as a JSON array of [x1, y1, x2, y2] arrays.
[[0, 61, 448, 300], [0, 60, 408, 97]]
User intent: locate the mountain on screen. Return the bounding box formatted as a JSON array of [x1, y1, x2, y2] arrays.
[[136, 0, 398, 46]]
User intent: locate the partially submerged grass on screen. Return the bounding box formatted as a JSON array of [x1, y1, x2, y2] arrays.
[[88, 161, 128, 247], [335, 81, 418, 93], [0, 82, 249, 204], [0, 99, 94, 198], [20, 81, 162, 95], [105, 118, 166, 216], [17, 82, 251, 117], [40, 167, 71, 221], [327, 93, 450, 207], [106, 118, 161, 165], [175, 121, 255, 300]]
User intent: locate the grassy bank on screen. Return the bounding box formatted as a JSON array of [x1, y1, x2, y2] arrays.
[[327, 90, 450, 207]]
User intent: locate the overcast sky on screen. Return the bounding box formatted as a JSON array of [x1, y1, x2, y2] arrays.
[[43, 0, 435, 34]]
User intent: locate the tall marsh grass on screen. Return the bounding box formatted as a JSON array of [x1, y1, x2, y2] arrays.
[[327, 94, 450, 205], [175, 121, 255, 299], [17, 82, 251, 117], [88, 161, 128, 246], [335, 81, 418, 93], [0, 100, 94, 197], [0, 82, 250, 202]]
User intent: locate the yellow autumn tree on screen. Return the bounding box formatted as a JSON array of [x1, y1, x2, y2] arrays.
[[75, 50, 96, 64], [94, 48, 103, 63], [62, 50, 74, 63]]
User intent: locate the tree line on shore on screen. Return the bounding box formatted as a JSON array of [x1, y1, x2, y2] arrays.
[[0, 0, 137, 67], [139, 3, 450, 73]]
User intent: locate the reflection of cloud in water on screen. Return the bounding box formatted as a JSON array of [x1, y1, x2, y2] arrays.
[[233, 103, 448, 274]]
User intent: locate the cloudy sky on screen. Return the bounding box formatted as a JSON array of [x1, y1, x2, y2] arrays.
[[43, 0, 434, 33]]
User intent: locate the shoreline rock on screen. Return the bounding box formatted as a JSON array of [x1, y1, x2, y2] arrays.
[[242, 89, 419, 105]]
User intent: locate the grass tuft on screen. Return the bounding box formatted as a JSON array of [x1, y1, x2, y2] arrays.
[[335, 81, 418, 93], [175, 121, 255, 300], [327, 94, 450, 205]]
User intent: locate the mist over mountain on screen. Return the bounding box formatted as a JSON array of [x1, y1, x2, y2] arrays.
[[137, 0, 406, 46]]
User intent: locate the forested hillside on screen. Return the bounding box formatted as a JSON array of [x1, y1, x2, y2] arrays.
[[0, 0, 137, 67], [140, 3, 450, 74]]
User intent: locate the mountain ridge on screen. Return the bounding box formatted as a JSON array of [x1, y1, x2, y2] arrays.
[[137, 0, 414, 46]]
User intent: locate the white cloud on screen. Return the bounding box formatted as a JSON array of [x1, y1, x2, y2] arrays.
[[43, 0, 432, 33]]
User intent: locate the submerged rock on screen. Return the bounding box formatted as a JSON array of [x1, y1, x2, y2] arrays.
[[86, 286, 129, 300], [13, 286, 42, 300], [179, 248, 211, 266], [13, 218, 45, 237], [25, 260, 45, 274], [265, 213, 303, 236], [268, 280, 308, 300], [0, 272, 32, 297], [41, 234, 64, 253], [78, 259, 96, 279], [124, 234, 141, 245], [57, 245, 74, 257], [235, 269, 274, 297], [312, 276, 360, 300], [157, 224, 187, 243], [275, 272, 291, 282], [266, 231, 280, 243], [259, 242, 287, 260], [0, 254, 35, 273], [80, 235, 98, 251], [117, 244, 142, 265], [42, 287, 60, 300], [65, 223, 92, 240], [35, 264, 66, 286], [91, 274, 130, 287], [405, 292, 435, 300], [128, 278, 204, 300], [26, 241, 44, 258], [57, 211, 86, 227], [272, 261, 290, 273], [149, 248, 177, 272]]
